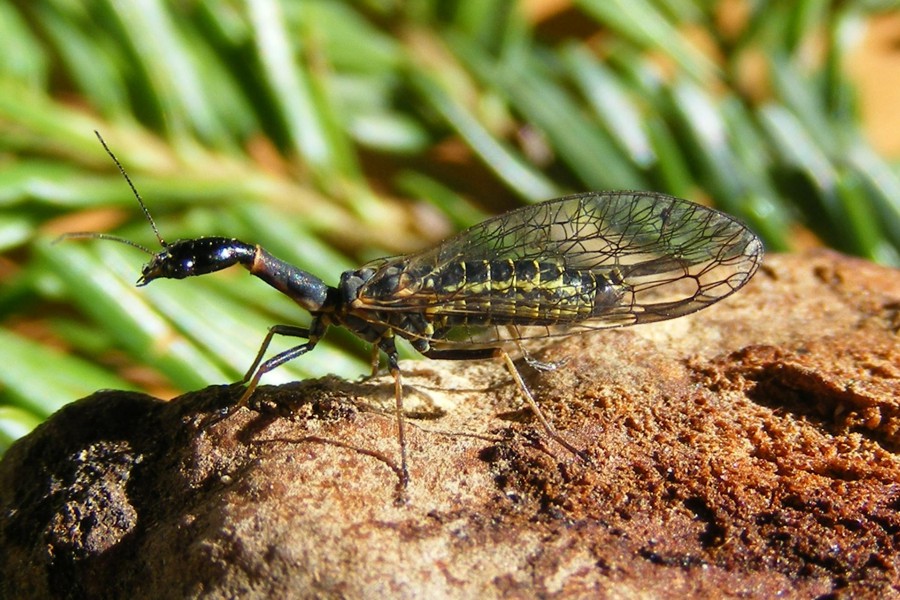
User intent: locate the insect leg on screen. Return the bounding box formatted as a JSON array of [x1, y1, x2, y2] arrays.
[[497, 349, 588, 462], [379, 336, 410, 489], [235, 324, 317, 408], [241, 325, 311, 385], [505, 327, 568, 372], [512, 340, 569, 373], [522, 354, 569, 372]]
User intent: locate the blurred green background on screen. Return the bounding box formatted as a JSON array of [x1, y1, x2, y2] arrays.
[[2, 0, 899, 452]]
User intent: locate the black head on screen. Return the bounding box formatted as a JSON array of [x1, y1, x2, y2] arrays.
[[138, 237, 256, 285], [56, 133, 255, 287]]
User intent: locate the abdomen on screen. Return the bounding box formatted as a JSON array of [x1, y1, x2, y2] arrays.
[[420, 259, 622, 327]]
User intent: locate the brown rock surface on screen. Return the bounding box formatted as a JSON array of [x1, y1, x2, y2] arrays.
[[1, 250, 898, 598]]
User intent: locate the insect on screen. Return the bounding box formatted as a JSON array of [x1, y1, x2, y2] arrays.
[[63, 132, 763, 488]]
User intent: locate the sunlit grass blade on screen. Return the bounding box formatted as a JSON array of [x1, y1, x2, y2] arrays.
[[38, 241, 231, 390], [0, 405, 44, 454], [562, 45, 656, 170], [449, 34, 646, 190], [576, 0, 717, 81], [410, 70, 560, 201], [0, 328, 132, 418]]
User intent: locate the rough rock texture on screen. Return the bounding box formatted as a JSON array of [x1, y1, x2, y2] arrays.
[[1, 250, 898, 599]]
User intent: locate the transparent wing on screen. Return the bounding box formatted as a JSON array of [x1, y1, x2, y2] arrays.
[[355, 191, 763, 347]]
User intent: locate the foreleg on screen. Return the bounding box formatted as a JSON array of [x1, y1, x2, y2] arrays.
[[235, 324, 317, 408]]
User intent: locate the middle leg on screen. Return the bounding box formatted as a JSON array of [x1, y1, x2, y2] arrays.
[[380, 336, 410, 490]]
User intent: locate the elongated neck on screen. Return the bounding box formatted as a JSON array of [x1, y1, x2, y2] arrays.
[[248, 247, 330, 312]]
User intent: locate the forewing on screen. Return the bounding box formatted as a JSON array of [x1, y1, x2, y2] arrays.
[[356, 191, 762, 347]]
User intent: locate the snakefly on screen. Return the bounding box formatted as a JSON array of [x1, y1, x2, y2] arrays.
[[62, 132, 763, 487]]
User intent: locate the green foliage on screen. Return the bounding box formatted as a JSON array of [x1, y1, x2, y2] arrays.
[[1, 0, 898, 451]]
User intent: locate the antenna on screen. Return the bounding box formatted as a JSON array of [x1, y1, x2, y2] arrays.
[[92, 131, 166, 247], [52, 231, 154, 254], [54, 131, 167, 252]]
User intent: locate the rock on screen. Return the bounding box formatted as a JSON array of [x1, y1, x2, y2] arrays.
[[1, 250, 898, 598]]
